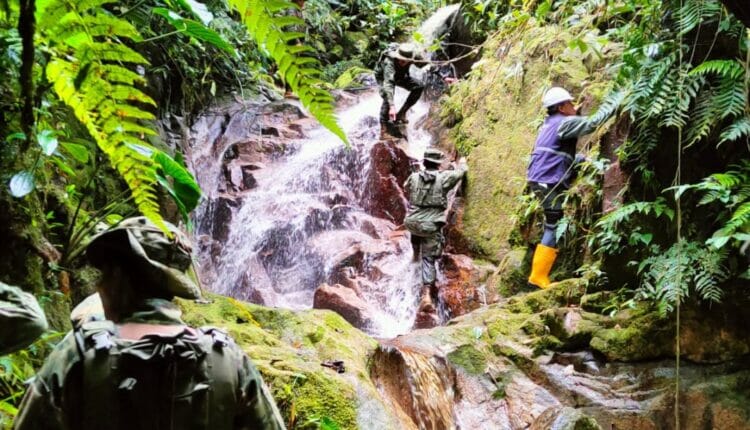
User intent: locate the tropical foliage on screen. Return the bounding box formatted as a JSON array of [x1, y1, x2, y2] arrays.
[[481, 0, 749, 313]]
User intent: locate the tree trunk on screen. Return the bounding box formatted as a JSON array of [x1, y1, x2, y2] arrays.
[[18, 0, 35, 151]]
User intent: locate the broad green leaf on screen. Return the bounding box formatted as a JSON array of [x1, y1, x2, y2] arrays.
[[9, 170, 35, 197], [106, 214, 123, 225], [37, 129, 59, 155], [51, 156, 76, 176], [5, 132, 25, 143], [61, 142, 90, 163], [153, 150, 202, 214], [176, 0, 213, 25], [183, 20, 235, 54], [152, 7, 235, 55]]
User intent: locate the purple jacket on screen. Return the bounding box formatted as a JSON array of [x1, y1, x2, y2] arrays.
[[527, 114, 592, 186]]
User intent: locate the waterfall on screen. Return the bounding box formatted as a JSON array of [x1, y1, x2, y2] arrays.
[[186, 88, 436, 338], [371, 344, 457, 430]]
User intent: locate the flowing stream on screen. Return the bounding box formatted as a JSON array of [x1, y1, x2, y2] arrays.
[[187, 88, 434, 338]]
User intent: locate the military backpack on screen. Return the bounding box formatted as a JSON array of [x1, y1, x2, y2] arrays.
[[407, 171, 448, 209], [69, 320, 243, 430]]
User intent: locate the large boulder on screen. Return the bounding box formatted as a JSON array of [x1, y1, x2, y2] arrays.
[[362, 140, 411, 224], [178, 294, 403, 430], [313, 283, 377, 330]]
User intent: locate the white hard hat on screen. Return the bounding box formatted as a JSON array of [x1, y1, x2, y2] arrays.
[[542, 87, 574, 108]]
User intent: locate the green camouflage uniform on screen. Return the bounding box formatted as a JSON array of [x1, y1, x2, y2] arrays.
[[374, 43, 425, 124], [14, 298, 284, 430], [404, 152, 467, 285], [14, 217, 285, 430], [0, 282, 48, 356]]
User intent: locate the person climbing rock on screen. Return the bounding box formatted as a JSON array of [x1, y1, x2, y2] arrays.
[[374, 42, 427, 138], [0, 282, 48, 355], [404, 148, 467, 315], [14, 217, 286, 430], [527, 87, 601, 289]]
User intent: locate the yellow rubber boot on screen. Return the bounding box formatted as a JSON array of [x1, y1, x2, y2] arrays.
[[528, 244, 558, 289]]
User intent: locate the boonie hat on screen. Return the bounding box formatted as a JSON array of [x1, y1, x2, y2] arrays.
[[423, 148, 444, 164], [389, 42, 425, 62], [86, 217, 202, 300]]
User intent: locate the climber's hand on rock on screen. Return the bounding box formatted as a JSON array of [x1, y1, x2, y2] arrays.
[[444, 77, 457, 85], [389, 107, 397, 121]]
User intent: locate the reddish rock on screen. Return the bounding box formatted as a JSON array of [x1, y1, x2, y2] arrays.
[[362, 140, 412, 224], [443, 196, 473, 255], [313, 283, 376, 330], [413, 310, 440, 329], [438, 254, 483, 318]]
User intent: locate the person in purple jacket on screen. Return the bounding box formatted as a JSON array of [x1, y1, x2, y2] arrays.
[[527, 87, 598, 289]]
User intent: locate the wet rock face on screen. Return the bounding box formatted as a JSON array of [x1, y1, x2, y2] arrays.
[[372, 286, 750, 430], [313, 283, 376, 329], [370, 344, 457, 430], [530, 407, 601, 430], [362, 140, 412, 224], [438, 253, 484, 318]]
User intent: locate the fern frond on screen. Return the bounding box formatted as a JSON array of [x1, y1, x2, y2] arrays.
[[40, 0, 168, 231], [719, 116, 750, 145], [691, 59, 746, 80], [659, 69, 702, 129], [228, 0, 348, 145], [685, 83, 719, 147], [714, 76, 746, 120], [676, 0, 722, 36], [638, 240, 728, 314]]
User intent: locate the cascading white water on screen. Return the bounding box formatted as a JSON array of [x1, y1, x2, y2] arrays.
[[188, 88, 435, 338]]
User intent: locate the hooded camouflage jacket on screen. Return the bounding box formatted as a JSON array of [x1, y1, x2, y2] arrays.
[[14, 298, 285, 430], [0, 282, 48, 356]]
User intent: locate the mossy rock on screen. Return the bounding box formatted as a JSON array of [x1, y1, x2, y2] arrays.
[[530, 406, 602, 430], [493, 247, 535, 297], [177, 294, 391, 429], [447, 344, 488, 375], [589, 307, 673, 361], [440, 21, 620, 261]]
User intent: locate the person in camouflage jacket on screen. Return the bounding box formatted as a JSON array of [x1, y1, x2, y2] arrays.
[[14, 217, 285, 430], [374, 42, 427, 136], [0, 282, 48, 356], [403, 148, 467, 314]]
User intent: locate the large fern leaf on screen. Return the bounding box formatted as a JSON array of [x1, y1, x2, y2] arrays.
[[38, 0, 167, 230], [719, 115, 750, 145], [676, 0, 723, 36], [227, 0, 348, 145]]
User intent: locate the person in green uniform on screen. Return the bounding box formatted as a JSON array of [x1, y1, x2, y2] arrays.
[[374, 42, 427, 137], [0, 282, 48, 355], [404, 148, 467, 313], [14, 217, 285, 430]]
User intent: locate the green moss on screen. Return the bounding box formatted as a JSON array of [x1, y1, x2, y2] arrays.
[[272, 371, 358, 430], [440, 20, 620, 262], [447, 345, 487, 375], [533, 335, 563, 356], [589, 308, 673, 361], [177, 294, 379, 429], [486, 312, 530, 338]]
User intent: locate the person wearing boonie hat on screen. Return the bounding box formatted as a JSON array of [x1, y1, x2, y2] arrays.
[[374, 42, 427, 137], [403, 148, 467, 325], [15, 216, 286, 430], [526, 87, 603, 290]]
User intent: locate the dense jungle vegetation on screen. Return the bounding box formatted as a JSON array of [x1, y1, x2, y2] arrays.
[[1, 0, 749, 427]]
